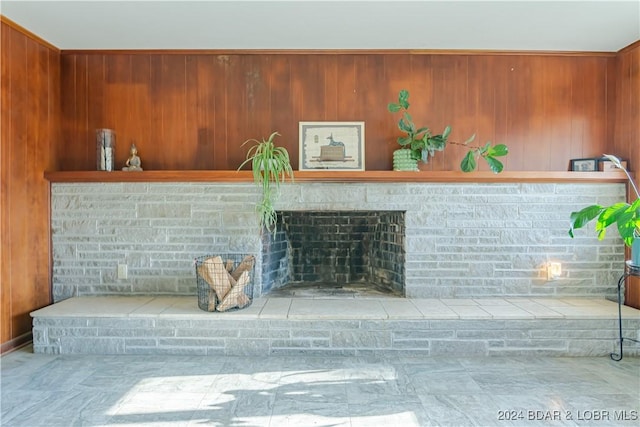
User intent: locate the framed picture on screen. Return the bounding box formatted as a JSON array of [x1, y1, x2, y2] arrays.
[[570, 158, 598, 172], [598, 157, 627, 171], [299, 121, 365, 171]]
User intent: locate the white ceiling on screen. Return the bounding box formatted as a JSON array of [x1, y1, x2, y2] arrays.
[[2, 0, 639, 51]]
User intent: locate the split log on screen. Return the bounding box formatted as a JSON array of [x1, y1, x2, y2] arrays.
[[207, 289, 217, 311], [230, 255, 255, 281], [197, 256, 232, 300], [217, 271, 250, 312]]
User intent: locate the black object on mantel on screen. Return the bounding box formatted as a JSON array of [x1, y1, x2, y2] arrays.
[[611, 260, 640, 361]]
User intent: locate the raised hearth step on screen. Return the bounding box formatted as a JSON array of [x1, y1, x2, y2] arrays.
[[31, 296, 640, 357]]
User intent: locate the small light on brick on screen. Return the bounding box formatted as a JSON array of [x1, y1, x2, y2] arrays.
[[547, 262, 562, 281]]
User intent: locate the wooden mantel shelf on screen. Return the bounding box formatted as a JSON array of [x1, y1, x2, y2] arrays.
[[44, 170, 631, 183]]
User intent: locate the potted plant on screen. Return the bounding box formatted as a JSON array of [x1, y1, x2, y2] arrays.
[[569, 154, 639, 266], [238, 131, 293, 234], [388, 89, 508, 172]]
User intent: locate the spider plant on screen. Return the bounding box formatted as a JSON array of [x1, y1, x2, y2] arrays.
[[238, 131, 293, 234]]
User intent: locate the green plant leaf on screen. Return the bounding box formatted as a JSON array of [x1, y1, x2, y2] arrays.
[[415, 126, 430, 137], [427, 135, 447, 151], [410, 139, 424, 151], [463, 133, 476, 144], [388, 103, 401, 113], [398, 89, 409, 109], [485, 156, 504, 173], [489, 144, 509, 157], [460, 151, 477, 172], [398, 136, 412, 146], [568, 204, 604, 237], [612, 200, 640, 245], [596, 202, 630, 233], [398, 117, 413, 134], [442, 126, 452, 140]]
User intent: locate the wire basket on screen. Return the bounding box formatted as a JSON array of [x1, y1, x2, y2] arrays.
[[195, 254, 255, 312]]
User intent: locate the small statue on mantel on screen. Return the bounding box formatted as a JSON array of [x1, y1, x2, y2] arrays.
[[122, 144, 143, 171]]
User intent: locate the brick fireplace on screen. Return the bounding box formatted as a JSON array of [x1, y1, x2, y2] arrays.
[[261, 211, 406, 296], [48, 180, 625, 302]]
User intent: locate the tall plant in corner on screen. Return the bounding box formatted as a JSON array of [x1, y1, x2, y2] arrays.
[[569, 154, 640, 266], [388, 89, 508, 173], [238, 131, 293, 234]]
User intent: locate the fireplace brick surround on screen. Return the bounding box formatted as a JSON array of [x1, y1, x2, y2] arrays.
[[30, 179, 640, 356], [50, 181, 625, 301]]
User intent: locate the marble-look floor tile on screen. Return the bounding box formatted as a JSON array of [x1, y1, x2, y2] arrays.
[[2, 346, 638, 427]]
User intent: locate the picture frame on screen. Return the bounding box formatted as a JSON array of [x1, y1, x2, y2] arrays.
[[570, 158, 598, 172], [299, 121, 365, 171], [597, 157, 627, 172]]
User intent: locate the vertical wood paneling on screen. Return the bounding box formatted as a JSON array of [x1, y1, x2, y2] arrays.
[[104, 54, 131, 167], [225, 55, 249, 168], [148, 55, 163, 171], [9, 26, 30, 340], [86, 54, 105, 168], [491, 57, 511, 171], [529, 56, 552, 168], [187, 55, 214, 170], [571, 57, 609, 159], [212, 55, 229, 170], [160, 55, 188, 169], [244, 55, 272, 152], [613, 44, 640, 171], [472, 56, 506, 171], [545, 57, 572, 171], [382, 54, 413, 170], [1, 20, 60, 352], [323, 55, 339, 121], [269, 55, 296, 168], [1, 22, 13, 346], [56, 51, 619, 172], [612, 42, 640, 309], [357, 55, 389, 170], [60, 55, 82, 168]]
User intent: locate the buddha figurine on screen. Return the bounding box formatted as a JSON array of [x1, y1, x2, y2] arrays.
[[122, 144, 143, 171]]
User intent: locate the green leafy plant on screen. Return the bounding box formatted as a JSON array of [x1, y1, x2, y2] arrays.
[[388, 89, 508, 173], [569, 154, 639, 247], [238, 131, 293, 234]]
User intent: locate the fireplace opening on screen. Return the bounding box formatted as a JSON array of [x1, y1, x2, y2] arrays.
[[261, 211, 405, 297]]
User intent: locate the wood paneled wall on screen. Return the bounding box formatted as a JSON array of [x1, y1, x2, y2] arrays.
[[59, 52, 616, 172], [612, 42, 640, 174], [1, 18, 60, 352], [612, 41, 640, 309]]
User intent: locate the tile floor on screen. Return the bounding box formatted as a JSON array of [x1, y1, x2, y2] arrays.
[[1, 345, 638, 426]]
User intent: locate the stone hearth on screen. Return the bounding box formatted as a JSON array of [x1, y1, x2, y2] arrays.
[[30, 295, 640, 356]]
